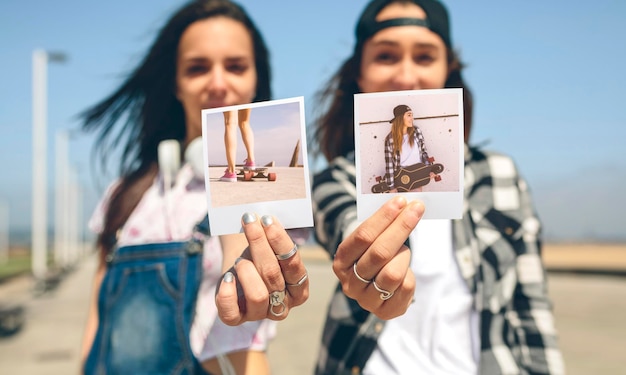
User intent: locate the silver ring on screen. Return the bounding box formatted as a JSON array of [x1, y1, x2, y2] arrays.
[[269, 290, 287, 317], [353, 262, 372, 284], [372, 280, 394, 300], [286, 271, 308, 287], [270, 302, 287, 317], [276, 243, 298, 261]]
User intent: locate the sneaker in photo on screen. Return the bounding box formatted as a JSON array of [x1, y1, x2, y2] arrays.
[[220, 170, 237, 182]]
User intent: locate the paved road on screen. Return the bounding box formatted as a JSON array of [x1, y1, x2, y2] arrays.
[[208, 166, 308, 207], [1, 248, 625, 374]]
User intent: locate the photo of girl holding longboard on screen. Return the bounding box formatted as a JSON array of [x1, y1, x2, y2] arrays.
[[382, 104, 443, 193]]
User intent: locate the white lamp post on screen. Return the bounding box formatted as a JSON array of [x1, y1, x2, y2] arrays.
[[54, 130, 69, 269], [68, 166, 80, 266], [0, 201, 8, 265], [55, 130, 84, 269], [31, 49, 66, 280]]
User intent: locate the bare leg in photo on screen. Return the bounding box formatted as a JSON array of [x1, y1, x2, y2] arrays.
[[238, 108, 255, 168], [221, 110, 237, 182]]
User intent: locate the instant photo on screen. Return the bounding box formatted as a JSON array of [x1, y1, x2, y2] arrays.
[[201, 97, 313, 236], [354, 89, 464, 220]]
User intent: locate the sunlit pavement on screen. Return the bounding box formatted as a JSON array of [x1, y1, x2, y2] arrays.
[[0, 253, 97, 374], [1, 246, 625, 375]]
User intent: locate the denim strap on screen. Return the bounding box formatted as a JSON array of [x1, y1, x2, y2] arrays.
[[186, 215, 210, 255], [194, 215, 210, 236]]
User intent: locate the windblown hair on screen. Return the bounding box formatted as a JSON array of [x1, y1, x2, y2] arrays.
[[80, 0, 271, 259]]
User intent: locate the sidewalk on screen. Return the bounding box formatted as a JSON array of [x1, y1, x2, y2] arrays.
[[0, 245, 625, 374], [0, 253, 97, 374]]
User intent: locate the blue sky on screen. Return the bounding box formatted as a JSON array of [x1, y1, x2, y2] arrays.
[[1, 0, 625, 241]]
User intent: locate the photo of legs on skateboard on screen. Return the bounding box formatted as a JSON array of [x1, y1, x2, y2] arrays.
[[354, 89, 464, 220], [201, 97, 313, 235], [220, 108, 256, 182]]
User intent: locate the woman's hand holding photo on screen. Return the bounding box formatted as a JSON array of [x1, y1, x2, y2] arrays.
[[333, 196, 424, 319], [216, 214, 309, 325]]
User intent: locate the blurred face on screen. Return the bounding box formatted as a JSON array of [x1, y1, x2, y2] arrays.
[[176, 17, 257, 141], [403, 110, 413, 127], [357, 2, 448, 93]]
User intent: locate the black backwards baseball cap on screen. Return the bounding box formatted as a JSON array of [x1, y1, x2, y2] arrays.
[[390, 104, 412, 123], [355, 0, 452, 49]]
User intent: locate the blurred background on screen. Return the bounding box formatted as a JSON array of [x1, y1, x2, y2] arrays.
[[0, 1, 625, 374]]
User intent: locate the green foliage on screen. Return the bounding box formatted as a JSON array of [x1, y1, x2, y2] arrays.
[[0, 253, 31, 281]]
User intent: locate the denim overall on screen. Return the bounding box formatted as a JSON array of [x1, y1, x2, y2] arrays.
[[84, 217, 211, 375]]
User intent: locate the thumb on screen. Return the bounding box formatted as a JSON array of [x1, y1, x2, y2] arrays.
[[215, 271, 245, 326]]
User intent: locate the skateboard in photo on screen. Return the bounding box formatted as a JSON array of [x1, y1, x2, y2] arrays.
[[371, 177, 391, 194], [371, 157, 444, 193], [393, 160, 443, 192], [237, 167, 277, 182]]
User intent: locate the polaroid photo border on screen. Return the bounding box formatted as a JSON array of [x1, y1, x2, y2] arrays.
[[201, 96, 313, 236], [354, 88, 464, 221]]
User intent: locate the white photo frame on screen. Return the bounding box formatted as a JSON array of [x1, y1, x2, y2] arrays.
[[355, 89, 464, 220], [201, 97, 313, 236]]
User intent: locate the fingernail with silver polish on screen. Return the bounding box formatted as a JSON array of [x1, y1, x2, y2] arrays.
[[261, 215, 273, 227], [242, 212, 256, 224], [223, 272, 234, 283]]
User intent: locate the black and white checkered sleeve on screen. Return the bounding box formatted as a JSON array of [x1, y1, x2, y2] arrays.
[[384, 134, 395, 189], [312, 156, 359, 258], [482, 152, 565, 374]]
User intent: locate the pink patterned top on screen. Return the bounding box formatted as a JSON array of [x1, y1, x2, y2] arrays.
[[88, 164, 277, 362]]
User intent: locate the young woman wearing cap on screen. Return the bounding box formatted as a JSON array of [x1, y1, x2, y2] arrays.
[[311, 0, 564, 374], [384, 104, 433, 192]]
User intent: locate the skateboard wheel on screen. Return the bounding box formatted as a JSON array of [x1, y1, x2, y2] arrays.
[[434, 175, 442, 182], [428, 157, 435, 163], [268, 172, 277, 181], [244, 171, 253, 181]]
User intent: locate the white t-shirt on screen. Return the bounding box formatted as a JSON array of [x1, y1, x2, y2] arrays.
[[364, 219, 480, 375], [88, 164, 276, 362], [399, 133, 423, 166]]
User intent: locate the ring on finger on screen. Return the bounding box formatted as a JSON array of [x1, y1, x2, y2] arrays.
[[269, 290, 287, 317], [353, 262, 372, 284], [372, 280, 394, 300], [276, 243, 298, 261], [286, 271, 308, 287]]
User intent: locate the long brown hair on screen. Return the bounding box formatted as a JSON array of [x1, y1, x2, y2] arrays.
[[80, 0, 272, 262], [390, 115, 417, 156]]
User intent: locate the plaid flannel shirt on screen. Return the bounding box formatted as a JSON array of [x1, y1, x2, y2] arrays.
[[311, 144, 565, 375], [384, 125, 430, 190]]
